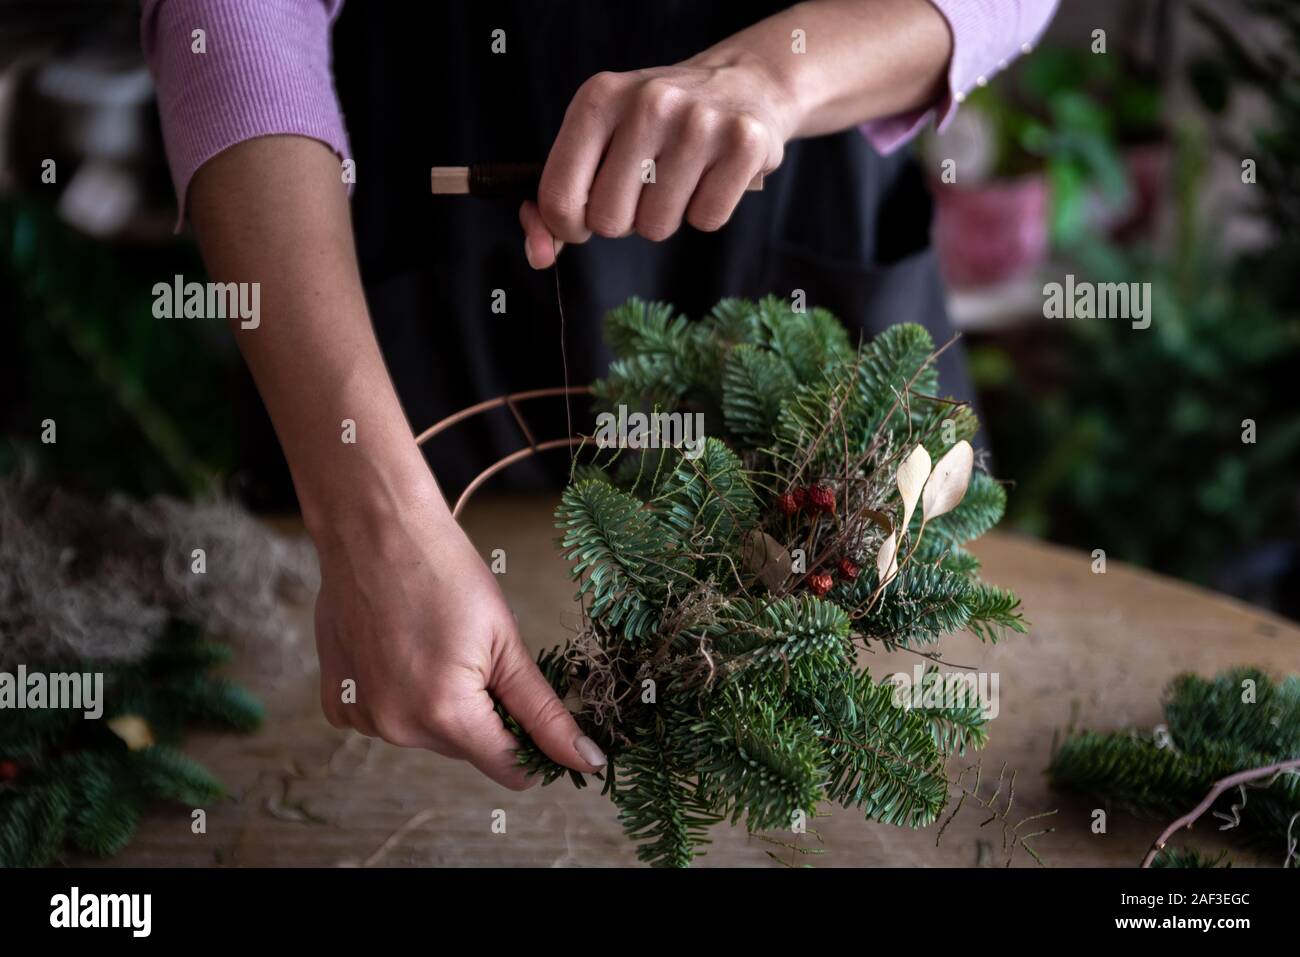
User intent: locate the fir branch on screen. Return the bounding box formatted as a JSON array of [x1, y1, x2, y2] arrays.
[[907, 667, 991, 756], [712, 595, 853, 688], [1151, 846, 1233, 868], [1051, 668, 1300, 866], [722, 344, 796, 445], [689, 699, 825, 833], [758, 296, 852, 381], [557, 479, 694, 642], [1164, 668, 1300, 759], [816, 671, 949, 827], [1049, 731, 1222, 816], [63, 750, 145, 858], [613, 722, 722, 868], [0, 779, 72, 867], [0, 622, 261, 866], [603, 298, 692, 359], [856, 565, 975, 648], [655, 438, 758, 563], [129, 746, 224, 806], [855, 323, 941, 434], [963, 582, 1028, 643]]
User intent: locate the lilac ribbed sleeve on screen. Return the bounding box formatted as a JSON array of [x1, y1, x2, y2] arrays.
[[861, 0, 1060, 154], [141, 1, 1060, 221], [140, 0, 350, 229]]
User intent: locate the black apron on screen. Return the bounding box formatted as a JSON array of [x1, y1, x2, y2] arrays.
[[325, 0, 970, 494]]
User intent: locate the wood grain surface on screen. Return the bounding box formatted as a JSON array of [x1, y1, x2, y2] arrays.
[[84, 496, 1299, 868]]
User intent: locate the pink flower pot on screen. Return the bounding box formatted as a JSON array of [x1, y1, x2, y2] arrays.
[[932, 174, 1049, 289]]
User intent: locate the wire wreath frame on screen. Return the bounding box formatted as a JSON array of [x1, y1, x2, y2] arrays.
[[414, 385, 592, 519]]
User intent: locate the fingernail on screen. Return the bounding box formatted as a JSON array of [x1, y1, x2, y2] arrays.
[[574, 734, 607, 768], [524, 240, 538, 269]]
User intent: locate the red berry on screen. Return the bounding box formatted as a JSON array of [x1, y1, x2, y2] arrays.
[[809, 484, 836, 514], [838, 558, 860, 580], [776, 493, 798, 517], [791, 487, 809, 508], [807, 572, 834, 596], [0, 760, 18, 782]]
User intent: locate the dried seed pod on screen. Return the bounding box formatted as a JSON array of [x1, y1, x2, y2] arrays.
[[808, 484, 836, 514], [807, 572, 835, 596]]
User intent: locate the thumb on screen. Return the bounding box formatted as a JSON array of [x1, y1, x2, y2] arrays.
[[491, 633, 606, 774], [519, 200, 563, 270]]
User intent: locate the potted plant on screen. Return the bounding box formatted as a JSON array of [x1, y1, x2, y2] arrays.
[[924, 45, 1160, 289]]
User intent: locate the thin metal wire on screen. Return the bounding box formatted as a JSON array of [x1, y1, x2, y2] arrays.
[[415, 385, 592, 519], [553, 234, 575, 469], [415, 236, 583, 519]]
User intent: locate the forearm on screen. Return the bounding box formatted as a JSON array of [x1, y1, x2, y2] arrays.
[[188, 135, 447, 546], [689, 0, 953, 140]]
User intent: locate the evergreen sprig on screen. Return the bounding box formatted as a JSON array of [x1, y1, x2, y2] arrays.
[[0, 625, 261, 867], [515, 297, 1025, 866], [1049, 667, 1300, 867]]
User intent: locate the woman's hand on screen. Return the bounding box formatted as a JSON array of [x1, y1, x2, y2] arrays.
[[520, 54, 798, 268], [312, 494, 607, 789], [190, 138, 604, 790], [519, 0, 957, 269]]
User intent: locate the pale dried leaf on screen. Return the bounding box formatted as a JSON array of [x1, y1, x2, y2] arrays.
[[876, 531, 898, 584], [921, 440, 974, 522], [107, 714, 155, 751], [896, 444, 931, 534]]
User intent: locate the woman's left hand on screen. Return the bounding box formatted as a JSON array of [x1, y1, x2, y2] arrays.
[[520, 54, 797, 269]]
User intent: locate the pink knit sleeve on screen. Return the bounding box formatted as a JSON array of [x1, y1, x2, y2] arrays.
[[140, 0, 351, 229], [860, 0, 1060, 154]]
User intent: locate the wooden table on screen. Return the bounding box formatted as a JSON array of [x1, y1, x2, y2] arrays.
[[94, 496, 1299, 868]]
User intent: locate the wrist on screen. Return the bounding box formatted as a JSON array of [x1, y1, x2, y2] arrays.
[[687, 46, 805, 144], [297, 447, 454, 558]]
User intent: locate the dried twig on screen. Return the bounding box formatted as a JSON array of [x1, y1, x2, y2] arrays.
[[1140, 758, 1300, 868], [938, 763, 1056, 867]]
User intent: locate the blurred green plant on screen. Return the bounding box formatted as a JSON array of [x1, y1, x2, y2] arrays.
[[962, 45, 1161, 246], [976, 223, 1300, 588], [972, 11, 1300, 607], [1184, 0, 1300, 310], [0, 623, 263, 867], [0, 198, 235, 496]]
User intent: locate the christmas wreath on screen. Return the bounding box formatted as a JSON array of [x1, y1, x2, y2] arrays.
[[504, 296, 1027, 866]]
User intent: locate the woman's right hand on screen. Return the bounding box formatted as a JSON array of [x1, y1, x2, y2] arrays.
[[188, 135, 602, 789], [310, 487, 607, 789]]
